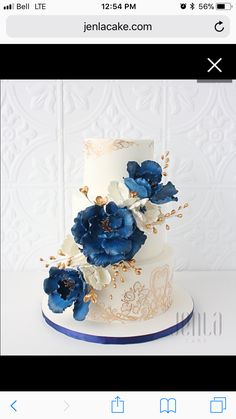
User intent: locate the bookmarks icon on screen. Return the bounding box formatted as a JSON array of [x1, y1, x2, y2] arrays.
[[160, 398, 177, 413]]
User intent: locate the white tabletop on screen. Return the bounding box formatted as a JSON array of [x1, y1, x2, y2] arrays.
[[1, 270, 236, 355]]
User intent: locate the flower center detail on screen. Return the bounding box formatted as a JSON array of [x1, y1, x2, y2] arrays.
[[139, 205, 147, 214], [148, 179, 157, 188], [58, 279, 75, 300], [100, 218, 113, 232], [129, 191, 138, 198]]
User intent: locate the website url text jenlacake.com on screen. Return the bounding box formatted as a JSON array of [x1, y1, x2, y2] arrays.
[[83, 21, 153, 33]]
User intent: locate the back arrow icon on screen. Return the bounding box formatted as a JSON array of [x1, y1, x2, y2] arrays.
[[10, 400, 17, 412], [64, 400, 69, 411]]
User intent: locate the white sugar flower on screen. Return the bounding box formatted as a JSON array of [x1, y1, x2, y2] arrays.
[[108, 180, 139, 207], [129, 199, 162, 232], [61, 234, 87, 266], [80, 265, 111, 291], [61, 235, 111, 290]]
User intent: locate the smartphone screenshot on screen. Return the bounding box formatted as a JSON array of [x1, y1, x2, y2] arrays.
[[0, 0, 235, 416]]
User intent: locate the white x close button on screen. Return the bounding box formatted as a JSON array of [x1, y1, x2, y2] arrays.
[[207, 58, 222, 73]]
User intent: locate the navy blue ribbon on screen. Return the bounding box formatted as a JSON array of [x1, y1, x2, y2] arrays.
[[42, 309, 193, 345]]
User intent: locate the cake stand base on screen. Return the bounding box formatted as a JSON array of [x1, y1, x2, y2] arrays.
[[42, 285, 193, 345]]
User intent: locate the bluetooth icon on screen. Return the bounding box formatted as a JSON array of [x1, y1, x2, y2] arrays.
[[190, 2, 195, 9]]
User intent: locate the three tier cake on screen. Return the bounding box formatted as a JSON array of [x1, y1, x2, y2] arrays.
[[42, 138, 193, 343]]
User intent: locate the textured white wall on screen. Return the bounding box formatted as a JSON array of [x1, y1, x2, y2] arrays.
[[1, 80, 236, 271]]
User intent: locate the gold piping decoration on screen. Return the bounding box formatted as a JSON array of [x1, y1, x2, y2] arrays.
[[89, 265, 172, 322], [84, 139, 153, 157]]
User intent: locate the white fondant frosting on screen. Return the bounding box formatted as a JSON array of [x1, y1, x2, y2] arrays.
[[83, 138, 154, 197]]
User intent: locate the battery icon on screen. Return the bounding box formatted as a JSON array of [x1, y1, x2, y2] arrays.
[[216, 3, 233, 9]]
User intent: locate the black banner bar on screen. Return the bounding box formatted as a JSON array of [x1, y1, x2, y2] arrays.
[[0, 356, 235, 391], [0, 44, 235, 79]]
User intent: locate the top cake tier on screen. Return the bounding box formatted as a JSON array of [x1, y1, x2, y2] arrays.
[[83, 138, 154, 196]]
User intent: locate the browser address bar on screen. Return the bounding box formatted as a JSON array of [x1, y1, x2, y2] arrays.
[[6, 15, 229, 38]]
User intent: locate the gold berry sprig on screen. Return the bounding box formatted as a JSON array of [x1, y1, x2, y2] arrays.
[[161, 150, 170, 177], [40, 249, 76, 269], [79, 185, 108, 207], [110, 258, 142, 288], [164, 203, 189, 230]]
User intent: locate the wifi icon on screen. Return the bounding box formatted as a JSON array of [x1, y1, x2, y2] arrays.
[[3, 3, 14, 9]]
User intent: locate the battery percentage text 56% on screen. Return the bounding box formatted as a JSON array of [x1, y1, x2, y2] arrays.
[[199, 3, 215, 9]]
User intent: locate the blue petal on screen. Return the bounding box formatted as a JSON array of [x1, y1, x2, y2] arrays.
[[127, 161, 140, 178], [72, 205, 104, 244], [106, 201, 118, 215], [101, 238, 132, 256], [87, 252, 123, 267], [81, 233, 103, 255], [71, 216, 87, 244], [124, 228, 147, 260], [73, 299, 90, 321], [125, 177, 152, 199], [140, 160, 162, 182], [43, 276, 59, 294], [89, 218, 106, 237], [74, 283, 87, 305], [48, 293, 73, 313], [116, 208, 134, 238], [124, 177, 150, 199], [135, 178, 152, 197], [151, 181, 178, 204], [48, 266, 61, 277], [109, 215, 123, 229]]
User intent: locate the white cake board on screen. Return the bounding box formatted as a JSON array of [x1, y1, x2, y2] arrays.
[[42, 285, 193, 345]]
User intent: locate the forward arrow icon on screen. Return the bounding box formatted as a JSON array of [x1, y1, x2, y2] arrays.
[[64, 400, 70, 411]]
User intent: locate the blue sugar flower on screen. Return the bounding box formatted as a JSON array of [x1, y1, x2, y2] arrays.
[[71, 202, 147, 267], [124, 160, 178, 204], [43, 267, 90, 320]]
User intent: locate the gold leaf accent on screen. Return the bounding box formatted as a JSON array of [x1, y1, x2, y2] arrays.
[[156, 215, 165, 224], [129, 191, 138, 198], [58, 249, 66, 256], [95, 196, 108, 206], [84, 289, 98, 304], [79, 186, 89, 195]]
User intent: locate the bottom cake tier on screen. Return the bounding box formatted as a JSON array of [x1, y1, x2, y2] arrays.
[[42, 285, 193, 344], [87, 244, 173, 323]]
